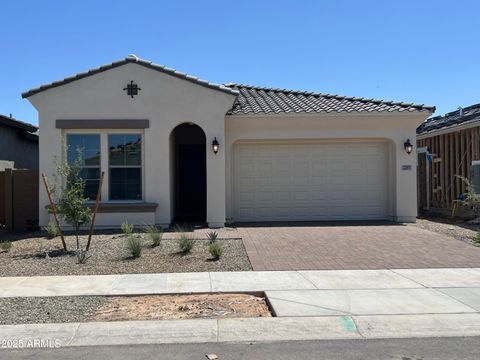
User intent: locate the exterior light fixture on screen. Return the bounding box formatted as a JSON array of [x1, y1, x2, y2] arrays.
[[404, 139, 413, 155], [212, 137, 219, 154]]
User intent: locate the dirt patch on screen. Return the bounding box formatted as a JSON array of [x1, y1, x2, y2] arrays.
[[92, 294, 271, 321], [0, 231, 251, 277], [0, 294, 271, 325]]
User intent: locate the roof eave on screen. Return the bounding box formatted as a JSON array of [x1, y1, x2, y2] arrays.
[[22, 56, 239, 99], [417, 118, 480, 138], [226, 109, 433, 118], [0, 116, 38, 132]]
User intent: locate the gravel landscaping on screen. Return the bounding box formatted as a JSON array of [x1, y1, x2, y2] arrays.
[[0, 294, 271, 325], [0, 296, 107, 325], [0, 231, 252, 277], [410, 215, 480, 246]]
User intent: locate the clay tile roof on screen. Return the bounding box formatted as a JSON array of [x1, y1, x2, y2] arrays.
[[224, 83, 435, 115]]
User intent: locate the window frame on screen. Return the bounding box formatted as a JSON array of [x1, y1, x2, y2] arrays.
[[108, 133, 143, 201], [63, 129, 145, 203], [65, 133, 101, 201]]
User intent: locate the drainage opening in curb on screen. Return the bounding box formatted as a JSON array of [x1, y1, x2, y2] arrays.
[[0, 293, 273, 325]]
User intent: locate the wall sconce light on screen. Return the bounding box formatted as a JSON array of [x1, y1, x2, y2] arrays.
[[212, 137, 219, 154], [404, 139, 413, 155]]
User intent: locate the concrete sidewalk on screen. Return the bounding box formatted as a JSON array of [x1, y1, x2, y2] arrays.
[[1, 268, 479, 298], [0, 268, 479, 348]]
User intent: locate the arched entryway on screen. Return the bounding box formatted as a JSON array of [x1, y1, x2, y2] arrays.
[[171, 123, 207, 223]]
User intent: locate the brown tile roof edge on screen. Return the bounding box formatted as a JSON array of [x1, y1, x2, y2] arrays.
[[21, 54, 239, 98]]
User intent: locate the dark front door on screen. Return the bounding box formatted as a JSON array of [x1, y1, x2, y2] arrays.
[[176, 144, 206, 221]]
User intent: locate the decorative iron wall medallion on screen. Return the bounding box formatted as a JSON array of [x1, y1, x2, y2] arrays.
[[123, 80, 141, 98]]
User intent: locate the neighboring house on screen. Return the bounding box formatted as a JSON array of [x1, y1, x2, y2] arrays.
[[0, 114, 39, 170], [22, 55, 434, 228], [417, 104, 480, 211]]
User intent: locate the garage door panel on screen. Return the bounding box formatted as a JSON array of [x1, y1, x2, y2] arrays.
[[275, 177, 291, 186], [293, 176, 309, 186], [234, 142, 388, 221], [239, 191, 254, 201], [257, 177, 272, 186], [311, 190, 329, 201], [257, 192, 273, 201], [311, 176, 328, 185], [293, 191, 310, 201], [239, 177, 255, 186]]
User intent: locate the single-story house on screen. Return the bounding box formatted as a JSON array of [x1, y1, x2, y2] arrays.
[[22, 55, 434, 228], [0, 114, 39, 170], [417, 104, 480, 211]]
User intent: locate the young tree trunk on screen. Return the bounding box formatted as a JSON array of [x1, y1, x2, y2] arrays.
[[75, 226, 80, 250]]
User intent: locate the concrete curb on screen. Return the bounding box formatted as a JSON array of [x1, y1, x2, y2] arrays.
[[1, 314, 480, 349]]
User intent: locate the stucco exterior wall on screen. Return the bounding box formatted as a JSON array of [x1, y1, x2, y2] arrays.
[[225, 113, 428, 223], [27, 63, 236, 228]]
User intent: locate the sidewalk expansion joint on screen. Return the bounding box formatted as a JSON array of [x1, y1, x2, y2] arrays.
[[390, 269, 428, 288], [433, 288, 479, 313], [208, 272, 213, 293], [296, 271, 320, 289], [66, 323, 80, 347]]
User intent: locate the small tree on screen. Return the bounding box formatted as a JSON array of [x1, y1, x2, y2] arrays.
[[52, 148, 92, 262]]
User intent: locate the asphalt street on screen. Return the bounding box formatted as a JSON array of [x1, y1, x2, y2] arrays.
[[2, 337, 479, 360]]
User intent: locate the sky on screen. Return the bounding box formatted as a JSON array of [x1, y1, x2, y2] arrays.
[[1, 0, 479, 125]]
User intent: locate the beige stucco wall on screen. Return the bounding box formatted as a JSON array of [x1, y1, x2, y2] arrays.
[[225, 112, 429, 223], [27, 63, 236, 228]]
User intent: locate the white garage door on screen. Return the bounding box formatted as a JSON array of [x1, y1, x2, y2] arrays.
[[233, 141, 388, 221]]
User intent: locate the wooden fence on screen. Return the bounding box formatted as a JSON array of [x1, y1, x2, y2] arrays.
[[0, 169, 39, 231], [417, 125, 480, 209]]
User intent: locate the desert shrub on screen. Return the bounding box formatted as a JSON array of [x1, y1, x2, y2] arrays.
[[474, 232, 480, 244], [208, 241, 223, 260], [44, 222, 59, 239], [144, 225, 162, 247], [207, 231, 218, 244], [76, 249, 90, 264], [121, 221, 134, 235], [178, 232, 194, 254], [127, 236, 142, 258], [0, 240, 12, 252]]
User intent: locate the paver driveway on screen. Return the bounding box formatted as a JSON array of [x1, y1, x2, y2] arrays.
[[233, 222, 480, 271]]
